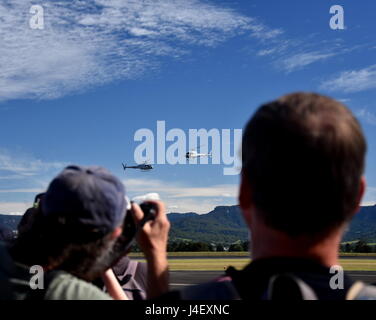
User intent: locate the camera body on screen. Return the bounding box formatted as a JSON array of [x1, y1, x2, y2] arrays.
[[110, 200, 157, 266], [122, 201, 157, 241]]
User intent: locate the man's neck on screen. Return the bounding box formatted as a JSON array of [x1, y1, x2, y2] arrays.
[[250, 222, 343, 268]]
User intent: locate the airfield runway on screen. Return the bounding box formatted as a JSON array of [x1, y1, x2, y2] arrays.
[[131, 253, 376, 290], [169, 270, 376, 290], [166, 255, 376, 260], [167, 254, 376, 290]]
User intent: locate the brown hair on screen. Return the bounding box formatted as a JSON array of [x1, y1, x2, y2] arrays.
[[242, 92, 366, 236], [10, 210, 118, 282]]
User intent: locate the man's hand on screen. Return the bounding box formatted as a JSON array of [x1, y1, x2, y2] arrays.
[[132, 200, 170, 259], [132, 200, 170, 298]]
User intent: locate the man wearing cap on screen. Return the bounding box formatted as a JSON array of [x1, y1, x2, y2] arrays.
[[0, 165, 170, 300]]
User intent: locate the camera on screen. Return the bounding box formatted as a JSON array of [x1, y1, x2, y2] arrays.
[[110, 195, 158, 266], [122, 199, 158, 242]]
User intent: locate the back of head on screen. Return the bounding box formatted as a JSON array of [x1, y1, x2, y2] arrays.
[[40, 165, 127, 240], [11, 165, 128, 281], [242, 92, 366, 237]]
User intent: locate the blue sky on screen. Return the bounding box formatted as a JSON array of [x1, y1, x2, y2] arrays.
[[1, 0, 376, 214]]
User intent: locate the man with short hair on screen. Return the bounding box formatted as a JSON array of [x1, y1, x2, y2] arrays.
[[170, 92, 376, 300], [0, 165, 169, 300]]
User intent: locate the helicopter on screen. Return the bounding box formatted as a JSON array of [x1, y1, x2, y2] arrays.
[[122, 162, 153, 171], [185, 145, 212, 159]]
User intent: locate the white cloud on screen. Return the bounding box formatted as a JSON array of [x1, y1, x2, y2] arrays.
[[279, 51, 336, 73], [0, 175, 27, 180], [362, 187, 376, 206], [248, 22, 283, 40], [0, 0, 255, 101], [0, 176, 237, 214], [0, 202, 31, 215], [256, 35, 367, 74], [125, 178, 237, 198], [0, 188, 44, 193], [320, 65, 376, 93], [0, 149, 65, 204], [355, 108, 376, 126], [257, 48, 279, 57], [0, 148, 65, 177], [256, 38, 295, 57], [338, 98, 351, 104], [123, 177, 237, 213], [165, 197, 234, 214], [3, 0, 349, 100]]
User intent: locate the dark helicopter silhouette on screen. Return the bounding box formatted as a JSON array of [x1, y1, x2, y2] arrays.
[[122, 162, 153, 171]]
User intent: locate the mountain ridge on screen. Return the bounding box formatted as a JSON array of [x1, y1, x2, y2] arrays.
[[1, 204, 376, 243], [167, 204, 376, 243]]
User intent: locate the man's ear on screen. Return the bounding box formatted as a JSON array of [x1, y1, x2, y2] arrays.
[[239, 169, 252, 212], [355, 176, 366, 213], [239, 170, 253, 228], [109, 226, 122, 240]]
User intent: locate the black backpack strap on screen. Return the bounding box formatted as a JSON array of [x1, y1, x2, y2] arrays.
[[265, 273, 318, 300], [346, 282, 376, 300], [225, 266, 319, 300]]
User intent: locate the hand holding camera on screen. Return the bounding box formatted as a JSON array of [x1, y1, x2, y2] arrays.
[[109, 193, 170, 298], [131, 197, 170, 298], [113, 193, 169, 260], [131, 199, 170, 260]]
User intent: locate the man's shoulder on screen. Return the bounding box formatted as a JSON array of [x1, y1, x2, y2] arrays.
[[167, 260, 376, 301], [45, 271, 112, 300], [0, 243, 112, 300]]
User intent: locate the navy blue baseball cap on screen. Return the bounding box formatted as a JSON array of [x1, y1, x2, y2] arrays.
[[40, 165, 128, 239]]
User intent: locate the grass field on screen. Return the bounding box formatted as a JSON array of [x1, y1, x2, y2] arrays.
[[129, 251, 251, 258], [129, 252, 376, 271], [129, 251, 376, 258], [338, 259, 376, 271]]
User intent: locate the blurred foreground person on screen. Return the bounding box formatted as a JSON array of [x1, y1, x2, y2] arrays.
[[164, 92, 376, 300], [93, 256, 148, 300], [0, 165, 169, 300]]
